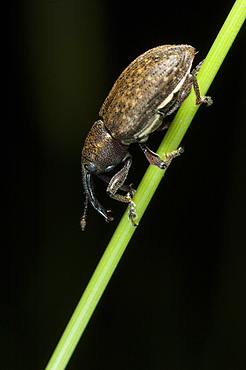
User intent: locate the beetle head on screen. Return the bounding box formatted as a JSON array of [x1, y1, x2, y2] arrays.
[[81, 120, 129, 230]]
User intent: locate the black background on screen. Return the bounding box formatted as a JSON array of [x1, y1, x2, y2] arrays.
[[2, 1, 246, 369]]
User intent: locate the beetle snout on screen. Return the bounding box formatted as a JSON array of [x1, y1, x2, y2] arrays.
[[81, 161, 114, 227]]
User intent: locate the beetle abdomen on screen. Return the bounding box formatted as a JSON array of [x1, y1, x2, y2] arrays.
[[99, 45, 196, 142]]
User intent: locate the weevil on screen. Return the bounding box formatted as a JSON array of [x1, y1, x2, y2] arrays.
[[80, 44, 212, 230]]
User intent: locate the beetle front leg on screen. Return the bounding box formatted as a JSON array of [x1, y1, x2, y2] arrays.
[[106, 154, 138, 227], [98, 174, 136, 195], [139, 143, 184, 169]]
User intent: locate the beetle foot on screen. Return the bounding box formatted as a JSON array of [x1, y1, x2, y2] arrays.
[[105, 210, 114, 223], [126, 193, 138, 227], [163, 147, 184, 168], [195, 95, 213, 106]]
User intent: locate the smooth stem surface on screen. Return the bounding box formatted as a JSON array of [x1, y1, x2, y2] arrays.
[[45, 1, 245, 369]]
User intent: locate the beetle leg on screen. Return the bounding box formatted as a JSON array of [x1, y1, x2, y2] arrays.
[[166, 69, 212, 117], [157, 121, 171, 132], [164, 80, 192, 116], [140, 142, 184, 169], [106, 154, 138, 226], [189, 62, 213, 105], [106, 154, 132, 194], [98, 174, 136, 194], [191, 73, 213, 106]]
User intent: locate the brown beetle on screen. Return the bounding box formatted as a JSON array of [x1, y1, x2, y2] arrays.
[[81, 44, 212, 230]]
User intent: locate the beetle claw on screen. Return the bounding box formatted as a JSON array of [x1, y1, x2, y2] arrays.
[[105, 210, 114, 223], [129, 212, 138, 227]]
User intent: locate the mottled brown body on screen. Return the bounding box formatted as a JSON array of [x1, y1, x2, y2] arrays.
[[81, 44, 212, 230], [100, 45, 195, 143]]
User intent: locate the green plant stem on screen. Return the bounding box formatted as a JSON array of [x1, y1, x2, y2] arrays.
[[45, 1, 245, 369]]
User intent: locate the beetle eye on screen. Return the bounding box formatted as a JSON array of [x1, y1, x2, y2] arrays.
[[84, 163, 96, 173], [104, 165, 116, 172]]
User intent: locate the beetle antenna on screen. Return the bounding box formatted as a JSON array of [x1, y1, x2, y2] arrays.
[[80, 194, 89, 231]]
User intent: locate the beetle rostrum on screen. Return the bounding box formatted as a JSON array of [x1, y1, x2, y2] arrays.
[[80, 44, 212, 230]]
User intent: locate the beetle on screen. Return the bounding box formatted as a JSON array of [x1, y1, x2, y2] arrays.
[[80, 44, 212, 230]]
